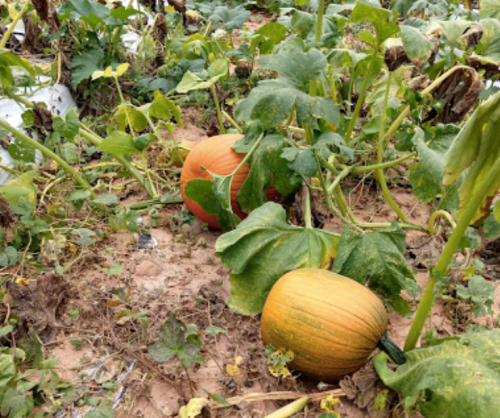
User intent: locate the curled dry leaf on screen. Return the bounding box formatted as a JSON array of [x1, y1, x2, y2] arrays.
[[463, 24, 483, 50], [32, 0, 60, 34], [6, 272, 67, 343], [33, 103, 54, 135], [21, 14, 48, 54], [424, 66, 483, 125]]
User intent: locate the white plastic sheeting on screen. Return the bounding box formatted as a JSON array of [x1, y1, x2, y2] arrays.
[[0, 77, 77, 185]]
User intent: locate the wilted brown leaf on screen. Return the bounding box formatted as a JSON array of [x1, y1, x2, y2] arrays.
[[6, 272, 67, 342], [21, 14, 47, 54], [32, 0, 60, 34], [424, 66, 483, 125]]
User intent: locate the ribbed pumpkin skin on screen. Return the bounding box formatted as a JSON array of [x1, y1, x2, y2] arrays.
[[180, 134, 278, 229], [261, 268, 388, 382]]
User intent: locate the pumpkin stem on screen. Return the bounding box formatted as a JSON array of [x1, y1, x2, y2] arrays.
[[377, 332, 406, 365]]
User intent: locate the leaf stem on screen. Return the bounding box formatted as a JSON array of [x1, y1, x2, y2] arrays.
[[304, 187, 312, 229], [344, 46, 379, 143], [221, 110, 241, 132], [316, 156, 363, 233], [315, 0, 325, 43], [0, 0, 31, 49], [428, 210, 456, 235], [374, 71, 410, 223], [404, 153, 500, 351], [0, 118, 96, 199], [351, 152, 417, 174], [210, 84, 226, 134]]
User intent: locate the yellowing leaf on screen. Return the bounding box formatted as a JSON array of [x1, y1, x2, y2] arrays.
[[321, 395, 341, 413], [41, 235, 67, 264], [165, 5, 175, 13], [178, 398, 209, 418], [0, 171, 37, 210], [116, 63, 130, 77], [226, 356, 243, 376], [15, 277, 29, 286]]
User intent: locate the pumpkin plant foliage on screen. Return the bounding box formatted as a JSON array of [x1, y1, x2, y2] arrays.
[[333, 221, 418, 314], [374, 329, 500, 418], [215, 203, 339, 314]]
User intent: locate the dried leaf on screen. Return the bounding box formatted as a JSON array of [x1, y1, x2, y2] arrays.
[[425, 67, 483, 125]]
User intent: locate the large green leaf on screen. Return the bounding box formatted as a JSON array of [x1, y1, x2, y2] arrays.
[[208, 6, 250, 31], [215, 202, 339, 314], [235, 48, 339, 128], [184, 179, 241, 232], [0, 51, 35, 87], [332, 221, 416, 312], [234, 134, 302, 212], [374, 329, 500, 418], [68, 50, 105, 88], [408, 130, 445, 203], [401, 25, 433, 61], [99, 131, 138, 157], [350, 3, 400, 45], [480, 0, 500, 20], [426, 20, 472, 50], [250, 22, 288, 54]]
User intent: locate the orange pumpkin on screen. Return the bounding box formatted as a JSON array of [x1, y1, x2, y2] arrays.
[[180, 134, 278, 229], [261, 268, 404, 382]]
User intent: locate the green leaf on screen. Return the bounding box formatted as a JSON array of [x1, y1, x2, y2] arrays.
[[494, 200, 500, 222], [71, 228, 97, 246], [0, 51, 35, 87], [115, 106, 148, 132], [176, 72, 221, 93], [53, 108, 80, 141], [204, 390, 231, 407], [0, 354, 16, 388], [235, 48, 339, 128], [250, 22, 288, 54], [84, 399, 116, 418], [147, 314, 204, 369], [408, 130, 445, 203], [149, 90, 184, 127], [333, 221, 416, 311], [444, 92, 500, 223], [480, 0, 500, 20], [483, 213, 500, 239], [350, 3, 400, 45], [374, 329, 500, 418], [281, 148, 317, 177], [401, 25, 433, 61], [99, 131, 138, 157], [215, 202, 339, 314], [208, 6, 250, 31], [0, 171, 37, 209], [235, 134, 302, 213], [185, 179, 241, 231], [426, 20, 472, 50], [1, 387, 34, 418], [204, 326, 227, 337], [68, 49, 105, 88], [92, 193, 119, 205], [366, 65, 405, 112], [291, 9, 314, 39], [0, 247, 17, 267], [456, 275, 494, 317]]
